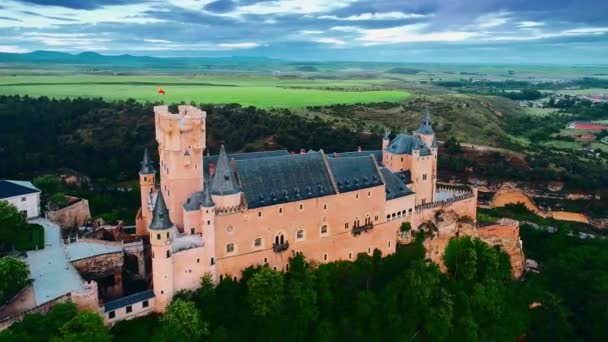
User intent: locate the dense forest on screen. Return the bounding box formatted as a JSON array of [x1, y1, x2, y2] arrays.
[[1, 95, 605, 222], [3, 221, 607, 341], [0, 95, 380, 182]]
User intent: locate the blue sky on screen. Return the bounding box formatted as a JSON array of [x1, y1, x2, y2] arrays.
[[1, 0, 608, 63]]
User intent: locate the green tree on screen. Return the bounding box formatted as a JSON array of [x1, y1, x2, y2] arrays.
[[247, 266, 285, 319], [0, 201, 27, 251], [33, 175, 61, 196], [285, 254, 318, 341], [160, 299, 208, 341], [52, 311, 111, 342], [0, 257, 29, 304]]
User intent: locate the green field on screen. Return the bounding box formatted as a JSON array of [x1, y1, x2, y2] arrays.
[[0, 75, 410, 108]]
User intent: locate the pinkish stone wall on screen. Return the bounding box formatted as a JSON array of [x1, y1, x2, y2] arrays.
[[46, 198, 91, 229], [155, 105, 206, 230]]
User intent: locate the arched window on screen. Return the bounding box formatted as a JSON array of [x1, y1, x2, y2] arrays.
[[226, 243, 234, 253], [296, 230, 304, 240], [320, 225, 328, 235], [254, 238, 262, 248]]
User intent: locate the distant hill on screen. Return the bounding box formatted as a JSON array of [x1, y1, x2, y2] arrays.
[[386, 67, 423, 75], [296, 66, 319, 72], [0, 50, 278, 67]]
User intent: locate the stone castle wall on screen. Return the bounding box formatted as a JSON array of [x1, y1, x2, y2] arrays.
[[46, 197, 91, 229]]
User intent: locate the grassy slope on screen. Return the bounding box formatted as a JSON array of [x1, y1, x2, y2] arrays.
[[0, 75, 409, 108]]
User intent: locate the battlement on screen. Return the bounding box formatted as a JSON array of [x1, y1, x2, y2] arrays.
[[153, 105, 206, 119]]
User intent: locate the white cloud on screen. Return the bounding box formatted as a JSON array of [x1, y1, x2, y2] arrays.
[[320, 12, 429, 21], [0, 45, 28, 53], [0, 0, 165, 28], [313, 37, 345, 45], [562, 27, 608, 35], [144, 39, 173, 44], [474, 11, 511, 29], [517, 21, 544, 28], [329, 26, 359, 32], [218, 42, 260, 49], [233, 0, 356, 15], [356, 23, 477, 44], [300, 30, 323, 35]]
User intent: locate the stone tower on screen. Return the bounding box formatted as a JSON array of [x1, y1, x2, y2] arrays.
[[155, 105, 206, 230], [210, 145, 242, 210], [412, 108, 438, 204], [149, 191, 175, 312], [382, 128, 391, 150], [136, 148, 155, 236]]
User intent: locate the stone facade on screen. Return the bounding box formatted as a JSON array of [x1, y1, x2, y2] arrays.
[[138, 105, 487, 313], [46, 197, 91, 229]]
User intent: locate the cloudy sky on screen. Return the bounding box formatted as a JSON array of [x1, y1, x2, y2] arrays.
[[1, 0, 608, 63]]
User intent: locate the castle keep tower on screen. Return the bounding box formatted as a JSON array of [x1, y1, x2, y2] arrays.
[[412, 109, 438, 204], [149, 192, 175, 312], [155, 105, 206, 230], [136, 148, 155, 236]]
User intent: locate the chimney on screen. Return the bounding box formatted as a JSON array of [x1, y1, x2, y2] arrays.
[[209, 161, 216, 176], [300, 148, 305, 154], [357, 146, 362, 152]]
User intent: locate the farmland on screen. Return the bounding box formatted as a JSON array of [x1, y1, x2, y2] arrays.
[[0, 75, 410, 108]]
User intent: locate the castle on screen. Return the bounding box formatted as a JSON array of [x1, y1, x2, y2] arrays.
[[136, 105, 479, 312]]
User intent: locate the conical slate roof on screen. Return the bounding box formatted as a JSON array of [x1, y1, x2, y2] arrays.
[[415, 108, 434, 135], [139, 147, 155, 175], [202, 178, 215, 207], [149, 191, 173, 230], [211, 145, 240, 196]]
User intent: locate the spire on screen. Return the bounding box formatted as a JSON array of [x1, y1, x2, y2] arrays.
[[416, 108, 434, 135], [210, 145, 240, 195], [149, 191, 173, 230], [202, 178, 215, 207], [140, 147, 155, 175], [383, 128, 391, 140]]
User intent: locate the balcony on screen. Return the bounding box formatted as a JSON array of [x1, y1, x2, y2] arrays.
[[273, 241, 289, 253], [352, 224, 373, 236]]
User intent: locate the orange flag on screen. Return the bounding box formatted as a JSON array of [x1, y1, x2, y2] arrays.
[[158, 86, 165, 95]]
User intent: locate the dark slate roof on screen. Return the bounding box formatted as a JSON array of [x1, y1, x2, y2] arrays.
[[328, 150, 383, 163], [385, 134, 431, 156], [235, 151, 336, 209], [139, 148, 155, 175], [201, 179, 214, 207], [184, 191, 203, 211], [415, 108, 434, 135], [211, 145, 240, 196], [149, 191, 173, 230], [328, 156, 383, 193], [0, 180, 40, 199], [203, 149, 290, 175], [393, 170, 412, 184], [104, 289, 155, 312], [380, 168, 414, 200]]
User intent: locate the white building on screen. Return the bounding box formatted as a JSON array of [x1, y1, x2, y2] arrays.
[[0, 180, 41, 218]]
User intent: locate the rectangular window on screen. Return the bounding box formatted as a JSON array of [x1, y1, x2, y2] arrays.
[[21, 197, 26, 202], [226, 243, 234, 253], [166, 232, 170, 239], [126, 305, 132, 313], [211, 257, 215, 265], [344, 223, 349, 229], [142, 300, 149, 308], [156, 234, 160, 240], [109, 311, 115, 319]]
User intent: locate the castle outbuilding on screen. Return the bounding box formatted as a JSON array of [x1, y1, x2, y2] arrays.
[[137, 105, 479, 312]]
